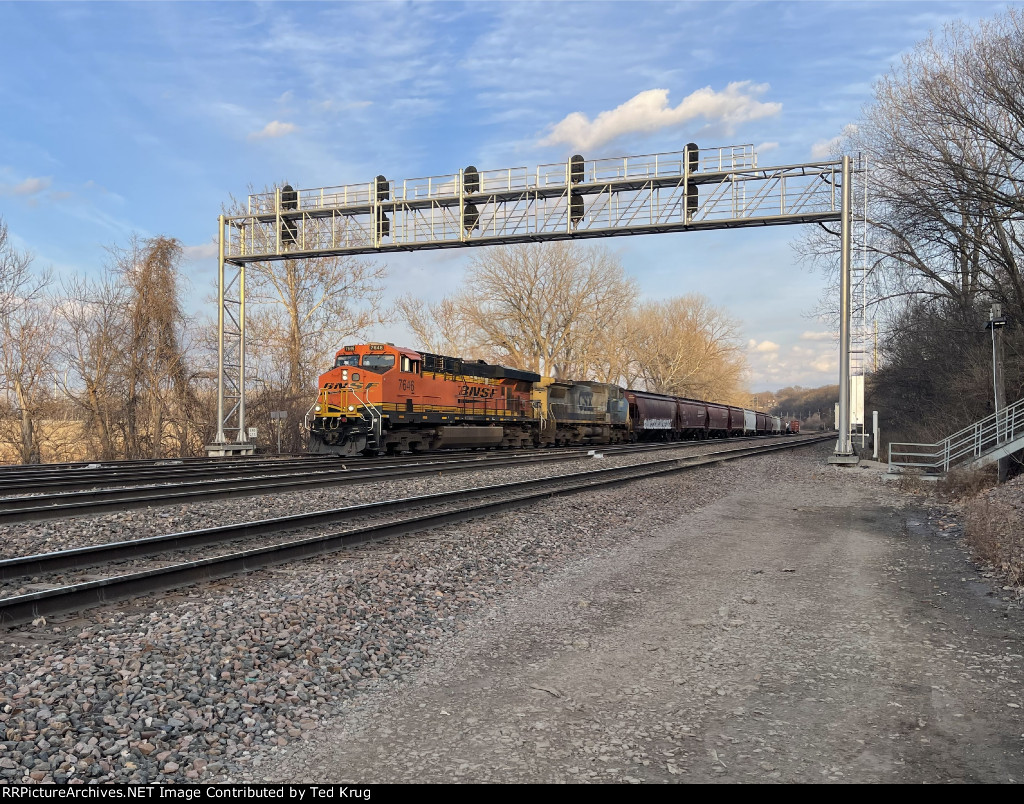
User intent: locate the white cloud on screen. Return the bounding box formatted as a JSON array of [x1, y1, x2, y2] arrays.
[[0, 176, 53, 197], [183, 242, 218, 261], [756, 141, 779, 154], [277, 90, 294, 103], [249, 120, 298, 140], [749, 339, 780, 353], [810, 124, 858, 160], [800, 330, 835, 341], [539, 83, 782, 151], [810, 355, 838, 373]]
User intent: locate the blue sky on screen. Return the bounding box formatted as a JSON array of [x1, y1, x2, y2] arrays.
[[0, 0, 1015, 390]]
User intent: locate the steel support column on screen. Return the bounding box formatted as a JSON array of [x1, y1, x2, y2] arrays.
[[215, 214, 226, 444], [833, 155, 855, 458]]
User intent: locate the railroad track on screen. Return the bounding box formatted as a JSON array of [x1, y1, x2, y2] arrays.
[[0, 435, 801, 524], [0, 435, 830, 627], [0, 456, 348, 495]]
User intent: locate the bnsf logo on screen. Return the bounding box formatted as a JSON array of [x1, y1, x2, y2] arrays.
[[459, 385, 497, 399], [323, 381, 379, 391]]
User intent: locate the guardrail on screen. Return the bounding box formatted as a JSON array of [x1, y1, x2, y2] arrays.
[[888, 396, 1024, 472]]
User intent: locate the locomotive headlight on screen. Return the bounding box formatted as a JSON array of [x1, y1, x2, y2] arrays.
[[341, 370, 348, 380], [348, 405, 355, 412], [315, 404, 322, 412]]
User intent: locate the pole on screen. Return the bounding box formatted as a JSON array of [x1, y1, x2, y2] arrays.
[[215, 215, 226, 444], [834, 155, 854, 457], [237, 258, 247, 444], [991, 303, 1007, 482]]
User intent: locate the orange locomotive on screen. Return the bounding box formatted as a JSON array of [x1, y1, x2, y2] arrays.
[[306, 343, 541, 456]]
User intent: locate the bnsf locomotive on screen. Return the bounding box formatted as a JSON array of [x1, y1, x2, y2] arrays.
[[306, 343, 785, 457]]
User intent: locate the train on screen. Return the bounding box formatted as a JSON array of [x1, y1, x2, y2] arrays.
[[306, 343, 789, 457]]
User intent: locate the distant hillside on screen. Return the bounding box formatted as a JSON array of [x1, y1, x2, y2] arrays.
[[750, 385, 839, 429]]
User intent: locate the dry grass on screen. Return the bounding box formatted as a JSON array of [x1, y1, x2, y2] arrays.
[[936, 467, 996, 501], [962, 476, 1024, 588], [0, 419, 90, 465], [895, 473, 931, 497]]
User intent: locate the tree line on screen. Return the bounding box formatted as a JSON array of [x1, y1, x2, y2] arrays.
[[396, 241, 748, 403], [799, 8, 1024, 452], [0, 229, 749, 463]]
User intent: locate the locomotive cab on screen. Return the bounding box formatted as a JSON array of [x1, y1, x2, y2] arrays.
[[307, 344, 420, 455]]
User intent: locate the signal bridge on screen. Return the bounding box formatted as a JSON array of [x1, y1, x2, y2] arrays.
[[210, 144, 857, 463], [223, 145, 843, 260]]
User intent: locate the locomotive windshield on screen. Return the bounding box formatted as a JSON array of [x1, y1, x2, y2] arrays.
[[362, 354, 396, 372], [334, 355, 359, 367]]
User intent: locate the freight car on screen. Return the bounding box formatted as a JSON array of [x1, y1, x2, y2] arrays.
[[307, 343, 780, 456]]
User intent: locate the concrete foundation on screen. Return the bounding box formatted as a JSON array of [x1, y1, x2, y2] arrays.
[[205, 442, 256, 457]]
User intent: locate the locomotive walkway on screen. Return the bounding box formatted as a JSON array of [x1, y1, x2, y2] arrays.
[[258, 443, 1024, 784]]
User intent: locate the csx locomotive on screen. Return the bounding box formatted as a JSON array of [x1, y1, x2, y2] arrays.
[[306, 343, 783, 457]]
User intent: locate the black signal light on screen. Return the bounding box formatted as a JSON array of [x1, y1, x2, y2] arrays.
[[569, 154, 584, 184], [685, 143, 699, 175], [279, 184, 298, 245], [569, 193, 584, 227], [463, 166, 480, 195], [684, 143, 699, 219], [463, 202, 479, 233], [375, 175, 390, 202], [377, 211, 390, 240]]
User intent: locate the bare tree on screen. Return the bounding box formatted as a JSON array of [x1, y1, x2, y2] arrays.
[[797, 12, 1024, 336], [795, 9, 1024, 450], [248, 255, 388, 395], [107, 236, 198, 458], [627, 295, 747, 403], [0, 218, 56, 463], [55, 274, 129, 460], [394, 294, 476, 357], [450, 242, 637, 378]]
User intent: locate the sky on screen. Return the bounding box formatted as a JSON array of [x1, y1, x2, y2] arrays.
[[0, 0, 1016, 391]]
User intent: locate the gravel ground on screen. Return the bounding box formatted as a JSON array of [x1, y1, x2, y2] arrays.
[[0, 442, 771, 783], [254, 444, 1024, 784], [6, 439, 1013, 784], [0, 437, 801, 560], [0, 449, 752, 598]]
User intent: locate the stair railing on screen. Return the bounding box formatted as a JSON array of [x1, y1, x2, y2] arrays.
[[888, 395, 1024, 472]]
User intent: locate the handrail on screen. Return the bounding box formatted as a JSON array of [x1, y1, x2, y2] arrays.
[[888, 395, 1024, 471]]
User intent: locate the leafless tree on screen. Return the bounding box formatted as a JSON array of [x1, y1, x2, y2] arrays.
[[0, 218, 57, 463], [394, 294, 476, 358], [626, 294, 747, 403], [795, 9, 1024, 447], [54, 274, 129, 460], [442, 242, 637, 378], [107, 236, 200, 458]]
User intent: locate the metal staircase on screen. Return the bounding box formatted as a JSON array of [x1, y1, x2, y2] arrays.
[[888, 396, 1024, 472]]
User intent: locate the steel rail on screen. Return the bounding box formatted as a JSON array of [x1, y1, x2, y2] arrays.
[[0, 437, 808, 579], [0, 436, 829, 626], [0, 435, 799, 524], [0, 454, 318, 475], [0, 457, 354, 494]]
